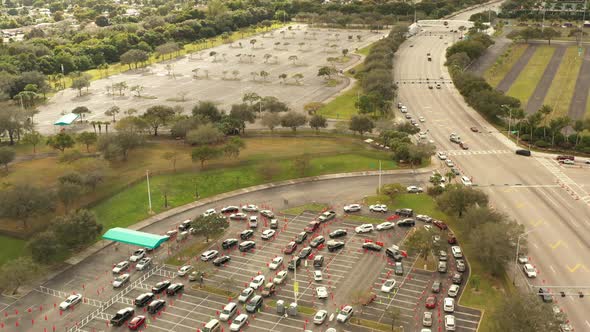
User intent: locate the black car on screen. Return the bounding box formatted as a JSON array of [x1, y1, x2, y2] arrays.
[[166, 283, 184, 296], [386, 248, 403, 261], [147, 299, 166, 314], [222, 238, 238, 249], [394, 208, 414, 217], [239, 241, 256, 252], [539, 287, 552, 303], [310, 236, 325, 248], [313, 255, 324, 267], [110, 307, 134, 326], [245, 295, 263, 313], [213, 255, 231, 266], [134, 293, 154, 307], [327, 240, 345, 252], [295, 231, 307, 244], [299, 247, 312, 259], [270, 219, 278, 229], [288, 257, 301, 270], [329, 229, 347, 239], [516, 149, 531, 157], [240, 229, 254, 240], [221, 206, 240, 213], [152, 280, 172, 294], [397, 218, 415, 227], [362, 242, 383, 251]]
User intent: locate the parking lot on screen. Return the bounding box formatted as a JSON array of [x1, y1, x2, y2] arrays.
[[10, 200, 481, 332]]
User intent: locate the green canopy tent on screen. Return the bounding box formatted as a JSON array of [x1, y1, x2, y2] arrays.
[[102, 227, 168, 249]]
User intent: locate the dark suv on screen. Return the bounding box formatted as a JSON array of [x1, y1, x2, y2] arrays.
[[110, 307, 134, 326], [147, 299, 166, 314], [295, 231, 307, 244], [245, 295, 263, 313], [134, 293, 154, 307], [539, 287, 553, 303], [386, 248, 403, 261], [222, 238, 238, 249], [329, 229, 347, 239], [327, 240, 345, 252], [152, 280, 171, 294], [395, 208, 414, 217], [313, 255, 324, 267], [288, 257, 301, 270], [516, 149, 531, 157], [240, 229, 254, 240], [166, 283, 184, 296]]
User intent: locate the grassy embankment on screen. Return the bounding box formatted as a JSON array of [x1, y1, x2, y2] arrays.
[[543, 46, 584, 118], [483, 44, 529, 88], [506, 45, 555, 108]]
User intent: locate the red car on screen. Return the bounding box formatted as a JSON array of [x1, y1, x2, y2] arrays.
[[386, 215, 400, 221], [425, 295, 437, 309], [447, 232, 457, 244], [283, 241, 297, 254], [433, 220, 448, 230], [127, 316, 146, 330], [304, 221, 320, 233]]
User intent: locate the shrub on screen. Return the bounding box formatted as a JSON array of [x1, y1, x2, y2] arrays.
[[59, 149, 84, 163], [534, 140, 550, 148]]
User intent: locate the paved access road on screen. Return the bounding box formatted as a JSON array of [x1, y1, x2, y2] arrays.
[[397, 12, 590, 330]]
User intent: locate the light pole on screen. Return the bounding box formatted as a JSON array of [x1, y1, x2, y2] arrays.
[[502, 104, 512, 137], [513, 228, 536, 285], [146, 170, 153, 214]]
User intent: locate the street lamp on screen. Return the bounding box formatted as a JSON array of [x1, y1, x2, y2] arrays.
[[501, 104, 512, 137], [513, 228, 537, 285]]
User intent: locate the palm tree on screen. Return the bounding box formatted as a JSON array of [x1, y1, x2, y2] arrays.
[[512, 108, 526, 143], [549, 116, 571, 147], [445, 171, 456, 183], [538, 104, 553, 140], [526, 112, 543, 144], [572, 119, 585, 146]]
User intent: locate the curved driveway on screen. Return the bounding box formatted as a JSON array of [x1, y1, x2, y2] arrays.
[[398, 9, 590, 330]]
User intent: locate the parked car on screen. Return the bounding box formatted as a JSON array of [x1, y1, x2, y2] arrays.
[[425, 295, 437, 309], [423, 311, 433, 327], [283, 241, 298, 254], [128, 315, 146, 330], [523, 264, 537, 278], [241, 204, 259, 212], [260, 209, 274, 218], [313, 310, 328, 325], [221, 206, 239, 213], [397, 218, 415, 227], [129, 249, 146, 262], [219, 302, 238, 322], [305, 221, 321, 233], [261, 283, 276, 297], [178, 265, 193, 276], [113, 274, 130, 288], [394, 208, 414, 217], [295, 231, 308, 244], [406, 186, 423, 193], [314, 255, 324, 267], [222, 238, 238, 249], [336, 306, 353, 323], [230, 314, 248, 331], [166, 283, 184, 296], [136, 257, 152, 271], [369, 204, 388, 212], [443, 297, 454, 312], [343, 204, 361, 212], [318, 210, 336, 222], [134, 293, 154, 307], [376, 221, 395, 230], [273, 271, 288, 284], [539, 287, 553, 303], [229, 213, 247, 220], [448, 284, 460, 297], [261, 229, 276, 240], [59, 294, 82, 311], [112, 261, 130, 274], [362, 242, 383, 251], [269, 257, 284, 270], [240, 229, 254, 240], [381, 279, 397, 293], [238, 287, 254, 303], [147, 300, 166, 314], [316, 286, 328, 299], [329, 229, 347, 238], [310, 236, 325, 248], [200, 250, 219, 262], [249, 275, 265, 290], [327, 240, 345, 252], [213, 255, 231, 267], [152, 280, 171, 294], [355, 224, 374, 233], [110, 309, 134, 327]]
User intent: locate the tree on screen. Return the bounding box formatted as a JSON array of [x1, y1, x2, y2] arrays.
[[163, 151, 179, 172], [281, 111, 307, 132], [223, 137, 245, 159], [28, 231, 61, 263], [22, 131, 42, 153], [242, 92, 261, 106], [76, 132, 97, 152], [120, 49, 149, 69], [259, 70, 269, 81], [542, 28, 560, 45], [96, 132, 143, 161], [318, 66, 337, 80], [278, 73, 287, 83], [0, 257, 39, 294], [112, 81, 128, 96], [72, 106, 91, 120], [191, 146, 222, 169], [293, 154, 311, 177], [71, 75, 90, 97], [261, 112, 281, 132], [191, 214, 229, 242], [46, 132, 75, 153], [436, 185, 489, 217], [549, 116, 571, 146], [349, 115, 375, 136], [0, 184, 55, 229], [95, 15, 109, 27], [0, 147, 16, 172], [130, 85, 144, 97], [538, 104, 552, 139], [405, 227, 436, 263], [292, 73, 304, 84], [309, 114, 327, 132], [143, 105, 175, 136], [192, 101, 223, 122], [525, 112, 543, 143], [461, 206, 506, 235], [186, 124, 224, 145], [492, 293, 562, 331], [572, 120, 586, 146], [52, 209, 102, 249], [230, 103, 256, 134], [105, 105, 120, 122], [260, 96, 289, 113], [57, 181, 83, 212], [304, 102, 324, 115], [386, 307, 401, 331]]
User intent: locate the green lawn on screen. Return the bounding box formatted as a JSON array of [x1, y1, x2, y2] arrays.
[[281, 203, 329, 215], [346, 214, 385, 224], [357, 44, 373, 56], [483, 44, 529, 88], [317, 83, 360, 120], [92, 152, 396, 231], [506, 45, 556, 108], [543, 47, 584, 118], [0, 235, 26, 266]]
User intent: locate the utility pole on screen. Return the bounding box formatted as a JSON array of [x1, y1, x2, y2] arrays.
[[146, 170, 153, 214], [513, 229, 536, 285], [378, 160, 382, 194]]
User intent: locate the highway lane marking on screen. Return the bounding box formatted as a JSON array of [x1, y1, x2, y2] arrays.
[[586, 320, 590, 328], [549, 240, 566, 250], [549, 265, 556, 274]]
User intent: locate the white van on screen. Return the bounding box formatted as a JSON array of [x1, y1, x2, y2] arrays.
[[249, 216, 258, 228], [460, 176, 472, 186], [444, 315, 456, 331], [451, 246, 463, 258], [202, 319, 221, 332]]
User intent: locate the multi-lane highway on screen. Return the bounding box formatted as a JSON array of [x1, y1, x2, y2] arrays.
[[396, 8, 590, 329]]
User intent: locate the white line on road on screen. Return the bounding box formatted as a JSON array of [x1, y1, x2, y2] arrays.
[[585, 320, 590, 328], [550, 265, 556, 274]]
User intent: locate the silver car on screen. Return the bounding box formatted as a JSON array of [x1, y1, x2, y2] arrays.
[[219, 302, 237, 322], [422, 311, 433, 327]]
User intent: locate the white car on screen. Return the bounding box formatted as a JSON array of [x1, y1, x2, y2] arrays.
[[343, 204, 361, 212], [400, 105, 408, 113], [269, 257, 284, 270], [436, 152, 447, 160], [261, 229, 276, 240], [178, 265, 193, 276], [448, 284, 460, 297], [355, 224, 374, 233], [523, 264, 537, 278], [230, 313, 248, 331], [460, 176, 472, 186], [376, 221, 395, 230], [314, 270, 323, 281], [445, 315, 456, 331], [406, 185, 423, 193], [561, 159, 575, 165], [443, 297, 454, 313], [241, 204, 259, 212], [369, 204, 388, 212], [336, 305, 353, 323], [238, 287, 254, 303], [136, 257, 152, 271], [446, 159, 454, 167], [451, 246, 463, 258], [219, 302, 238, 322], [313, 310, 328, 325], [200, 250, 218, 261], [202, 208, 217, 217], [129, 249, 146, 262], [419, 116, 425, 122], [381, 279, 397, 293], [517, 254, 528, 264], [250, 275, 265, 289], [59, 294, 82, 310], [274, 270, 288, 284], [112, 261, 130, 274], [113, 273, 130, 288], [260, 209, 274, 218], [229, 213, 247, 220], [316, 286, 328, 299]]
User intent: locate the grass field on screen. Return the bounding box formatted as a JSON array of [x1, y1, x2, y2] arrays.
[[317, 83, 360, 120], [506, 46, 556, 107], [365, 193, 509, 332], [543, 47, 584, 118], [0, 236, 26, 266], [483, 44, 529, 88], [281, 203, 329, 215]]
